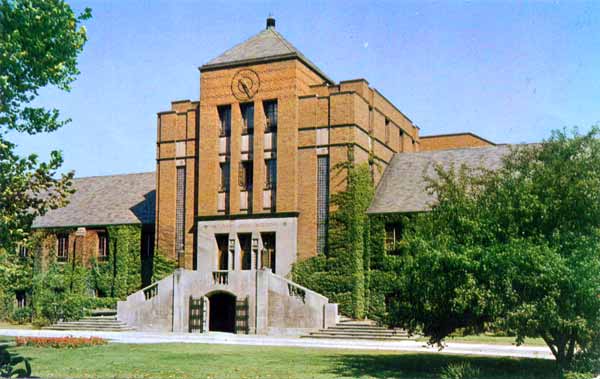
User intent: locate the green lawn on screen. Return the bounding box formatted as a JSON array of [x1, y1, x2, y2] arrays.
[[1, 339, 560, 379], [417, 334, 547, 347]]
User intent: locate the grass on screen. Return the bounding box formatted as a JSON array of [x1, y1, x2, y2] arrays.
[[0, 339, 561, 379], [0, 321, 34, 330], [417, 334, 547, 347]]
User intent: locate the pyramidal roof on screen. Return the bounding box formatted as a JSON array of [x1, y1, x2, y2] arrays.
[[200, 21, 334, 84]]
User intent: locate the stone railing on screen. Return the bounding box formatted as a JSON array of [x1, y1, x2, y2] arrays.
[[143, 282, 158, 300]]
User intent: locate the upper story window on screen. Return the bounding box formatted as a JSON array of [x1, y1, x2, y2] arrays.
[[265, 159, 277, 190], [239, 160, 253, 191], [240, 103, 254, 134], [220, 162, 230, 192], [385, 224, 403, 252], [98, 232, 109, 262], [218, 105, 231, 137], [263, 100, 277, 132], [18, 244, 28, 258], [385, 118, 390, 144], [57, 234, 69, 262]]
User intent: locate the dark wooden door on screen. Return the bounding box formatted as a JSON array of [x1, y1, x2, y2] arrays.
[[235, 296, 249, 334]]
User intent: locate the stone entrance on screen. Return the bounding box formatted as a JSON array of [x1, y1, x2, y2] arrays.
[[208, 291, 236, 333]]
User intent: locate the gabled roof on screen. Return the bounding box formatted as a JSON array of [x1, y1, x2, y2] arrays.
[[200, 26, 334, 84], [32, 172, 156, 229], [367, 146, 512, 215]]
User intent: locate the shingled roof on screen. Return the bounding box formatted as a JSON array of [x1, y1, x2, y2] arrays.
[[32, 172, 155, 228], [367, 146, 512, 215], [200, 25, 334, 84]]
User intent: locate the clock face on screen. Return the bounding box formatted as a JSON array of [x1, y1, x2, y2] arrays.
[[231, 69, 260, 101]]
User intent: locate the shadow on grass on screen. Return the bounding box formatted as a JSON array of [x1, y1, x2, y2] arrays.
[[324, 352, 561, 379], [0, 341, 36, 378]]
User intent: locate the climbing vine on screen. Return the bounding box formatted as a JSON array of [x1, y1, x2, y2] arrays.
[[293, 161, 374, 319], [0, 224, 176, 325]]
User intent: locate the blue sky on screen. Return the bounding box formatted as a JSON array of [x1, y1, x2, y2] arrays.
[[9, 0, 600, 177]]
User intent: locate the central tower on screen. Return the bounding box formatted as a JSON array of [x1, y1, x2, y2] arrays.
[[154, 18, 420, 275]]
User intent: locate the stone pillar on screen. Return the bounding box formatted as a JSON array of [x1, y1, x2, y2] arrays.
[[255, 268, 270, 334], [323, 303, 338, 329], [172, 269, 185, 332]]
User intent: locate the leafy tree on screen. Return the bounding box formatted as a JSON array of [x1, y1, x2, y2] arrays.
[[0, 0, 91, 249], [390, 128, 600, 368]]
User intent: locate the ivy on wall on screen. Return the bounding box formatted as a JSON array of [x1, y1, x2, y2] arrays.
[[0, 224, 176, 325], [292, 161, 374, 319]]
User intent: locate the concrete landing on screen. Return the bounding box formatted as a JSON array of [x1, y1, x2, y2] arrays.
[[0, 328, 553, 360]]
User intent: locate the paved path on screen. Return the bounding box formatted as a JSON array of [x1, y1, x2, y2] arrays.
[[0, 328, 553, 360]]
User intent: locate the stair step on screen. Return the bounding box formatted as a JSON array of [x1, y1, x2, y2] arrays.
[[90, 309, 117, 317], [315, 329, 408, 336], [330, 326, 398, 332], [302, 334, 413, 341]]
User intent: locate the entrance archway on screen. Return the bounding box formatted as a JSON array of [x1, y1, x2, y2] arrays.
[[207, 291, 236, 333]]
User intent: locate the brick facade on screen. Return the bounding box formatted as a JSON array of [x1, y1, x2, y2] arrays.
[[152, 19, 496, 271]]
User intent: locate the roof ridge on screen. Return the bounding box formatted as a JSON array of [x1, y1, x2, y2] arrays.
[[74, 171, 155, 180], [268, 28, 297, 54]]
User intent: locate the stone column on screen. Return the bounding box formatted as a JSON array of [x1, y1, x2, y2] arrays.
[[172, 269, 185, 332], [255, 268, 270, 334]]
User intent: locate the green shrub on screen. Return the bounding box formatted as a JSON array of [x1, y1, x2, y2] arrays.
[[440, 362, 480, 379], [9, 308, 31, 324], [562, 372, 595, 379]]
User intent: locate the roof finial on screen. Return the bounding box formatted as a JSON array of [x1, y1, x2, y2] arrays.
[[266, 15, 276, 29]]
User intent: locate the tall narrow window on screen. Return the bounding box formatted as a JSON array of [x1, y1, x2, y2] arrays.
[[98, 232, 109, 262], [218, 105, 231, 137], [385, 118, 390, 144], [317, 156, 330, 254], [240, 103, 254, 134], [175, 166, 186, 263], [263, 100, 277, 132], [239, 161, 253, 191], [220, 162, 230, 192], [15, 291, 26, 309], [265, 159, 277, 190], [57, 234, 68, 262], [238, 233, 252, 270], [261, 232, 276, 274], [18, 244, 28, 258], [216, 234, 229, 270]]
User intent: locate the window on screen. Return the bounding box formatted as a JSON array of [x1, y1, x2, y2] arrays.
[[218, 105, 231, 137], [175, 166, 186, 261], [261, 232, 276, 274], [18, 245, 28, 258], [216, 234, 229, 271], [385, 224, 403, 252], [265, 159, 277, 190], [263, 100, 277, 132], [15, 291, 26, 309], [240, 103, 254, 134], [57, 234, 68, 262], [220, 162, 230, 192], [385, 118, 390, 144], [239, 161, 253, 191], [98, 232, 109, 262], [238, 233, 252, 270], [317, 156, 330, 254]]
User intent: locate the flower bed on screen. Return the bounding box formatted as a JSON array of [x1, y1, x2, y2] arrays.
[[15, 336, 107, 348]]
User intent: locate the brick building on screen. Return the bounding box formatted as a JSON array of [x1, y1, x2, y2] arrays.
[[34, 18, 505, 334]]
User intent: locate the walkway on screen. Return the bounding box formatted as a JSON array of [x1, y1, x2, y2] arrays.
[[0, 328, 553, 360]]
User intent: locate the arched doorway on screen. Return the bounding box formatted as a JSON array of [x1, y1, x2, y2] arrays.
[[207, 291, 236, 333]]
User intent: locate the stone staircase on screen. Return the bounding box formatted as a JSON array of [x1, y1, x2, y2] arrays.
[[43, 309, 135, 332], [302, 316, 415, 341]]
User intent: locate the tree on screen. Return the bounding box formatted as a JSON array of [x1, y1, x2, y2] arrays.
[[0, 0, 91, 249], [389, 128, 600, 368]]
